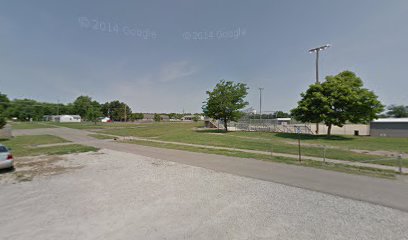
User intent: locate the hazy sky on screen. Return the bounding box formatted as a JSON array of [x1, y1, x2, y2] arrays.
[[1, 0, 407, 113]]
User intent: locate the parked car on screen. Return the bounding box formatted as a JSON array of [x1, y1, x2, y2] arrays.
[[0, 144, 14, 170], [100, 117, 112, 123]]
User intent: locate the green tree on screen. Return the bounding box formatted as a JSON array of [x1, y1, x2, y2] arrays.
[[0, 92, 10, 128], [129, 113, 144, 121], [291, 71, 384, 135], [0, 92, 10, 113], [0, 117, 6, 129], [386, 105, 408, 118], [168, 113, 183, 120], [73, 96, 93, 118], [154, 113, 161, 122], [101, 101, 131, 121], [274, 111, 291, 118], [86, 106, 102, 124], [202, 80, 249, 132]]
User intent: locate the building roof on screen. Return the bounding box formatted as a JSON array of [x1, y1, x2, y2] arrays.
[[276, 118, 291, 121], [372, 118, 408, 123]]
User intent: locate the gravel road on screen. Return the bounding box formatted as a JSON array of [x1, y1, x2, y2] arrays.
[[1, 149, 407, 240]]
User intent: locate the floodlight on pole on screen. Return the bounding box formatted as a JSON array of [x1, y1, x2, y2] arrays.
[[308, 44, 331, 134], [259, 88, 264, 120], [308, 44, 331, 84]]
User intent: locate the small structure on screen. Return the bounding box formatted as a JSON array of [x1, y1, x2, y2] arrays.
[[159, 115, 170, 121], [182, 115, 204, 121], [276, 118, 291, 125], [142, 114, 155, 121], [54, 115, 81, 123], [44, 115, 81, 123], [370, 118, 408, 137]]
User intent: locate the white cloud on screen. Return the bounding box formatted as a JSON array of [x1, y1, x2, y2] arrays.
[[157, 61, 198, 83]]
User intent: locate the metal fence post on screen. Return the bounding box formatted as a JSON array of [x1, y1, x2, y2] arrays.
[[323, 146, 326, 163], [398, 154, 402, 174]]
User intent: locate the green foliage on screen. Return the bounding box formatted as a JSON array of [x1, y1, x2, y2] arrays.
[[386, 105, 408, 118], [129, 113, 144, 121], [274, 111, 291, 118], [154, 113, 161, 122], [101, 101, 132, 121], [168, 113, 184, 120], [0, 116, 6, 129], [73, 96, 101, 119], [0, 92, 137, 123], [291, 71, 384, 135], [202, 80, 249, 131], [86, 106, 102, 123]]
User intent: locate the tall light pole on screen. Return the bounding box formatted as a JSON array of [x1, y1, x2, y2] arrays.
[[259, 88, 264, 121], [308, 44, 331, 134], [309, 44, 331, 83]]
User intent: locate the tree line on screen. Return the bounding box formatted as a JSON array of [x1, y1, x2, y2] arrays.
[[0, 93, 144, 124]]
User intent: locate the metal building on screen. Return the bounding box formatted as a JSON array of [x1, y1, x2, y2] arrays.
[[370, 118, 408, 137]]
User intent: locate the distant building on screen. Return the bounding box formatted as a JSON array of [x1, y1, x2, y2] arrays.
[[44, 115, 81, 123], [142, 114, 169, 121], [182, 115, 204, 121], [370, 118, 408, 137], [159, 115, 170, 121], [276, 118, 291, 125], [143, 114, 155, 121]]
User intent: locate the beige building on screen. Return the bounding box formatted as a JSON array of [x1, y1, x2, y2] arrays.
[[311, 124, 370, 136]]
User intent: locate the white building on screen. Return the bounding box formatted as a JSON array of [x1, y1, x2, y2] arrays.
[[53, 115, 81, 123]]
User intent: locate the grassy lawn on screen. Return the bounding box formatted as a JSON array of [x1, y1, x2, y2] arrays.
[[98, 122, 408, 167], [0, 135, 98, 157], [125, 139, 399, 179], [10, 122, 56, 129], [45, 122, 150, 130]]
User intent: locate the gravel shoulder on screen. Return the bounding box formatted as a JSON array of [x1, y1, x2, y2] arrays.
[[0, 149, 407, 240]]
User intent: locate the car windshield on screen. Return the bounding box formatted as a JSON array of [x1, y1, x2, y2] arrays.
[[0, 146, 8, 153]]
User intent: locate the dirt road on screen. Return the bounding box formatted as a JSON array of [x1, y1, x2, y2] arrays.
[[1, 149, 407, 240]]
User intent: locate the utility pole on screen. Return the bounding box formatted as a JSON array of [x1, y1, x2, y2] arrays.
[[124, 105, 127, 122], [308, 44, 331, 134], [259, 88, 264, 121]]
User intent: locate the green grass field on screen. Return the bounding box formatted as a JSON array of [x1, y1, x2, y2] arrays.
[[125, 139, 398, 179], [97, 122, 407, 167], [45, 122, 147, 130], [0, 135, 98, 157], [10, 122, 56, 129]]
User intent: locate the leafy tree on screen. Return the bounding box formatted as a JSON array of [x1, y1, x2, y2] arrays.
[[101, 101, 131, 121], [386, 105, 408, 118], [291, 71, 384, 135], [0, 93, 10, 128], [129, 113, 144, 121], [86, 106, 102, 124], [0, 92, 10, 113], [202, 80, 249, 132], [0, 116, 6, 129], [154, 113, 161, 122], [168, 113, 183, 120], [192, 115, 200, 122], [274, 111, 291, 118], [73, 96, 93, 118]]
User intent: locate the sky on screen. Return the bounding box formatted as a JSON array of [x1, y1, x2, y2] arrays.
[[1, 0, 407, 113]]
